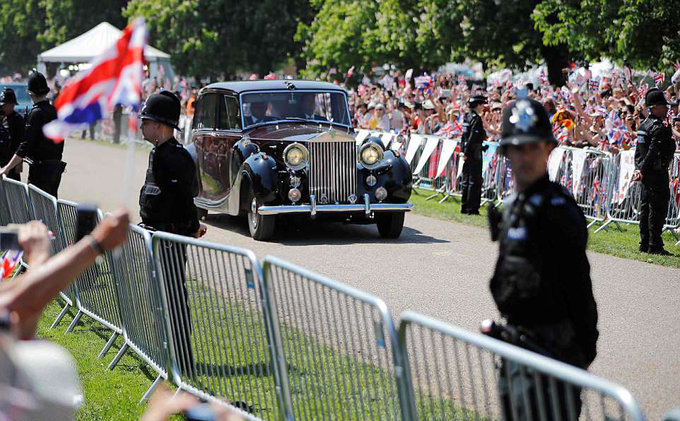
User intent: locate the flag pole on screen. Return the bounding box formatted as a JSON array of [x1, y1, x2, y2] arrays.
[[122, 110, 138, 213]]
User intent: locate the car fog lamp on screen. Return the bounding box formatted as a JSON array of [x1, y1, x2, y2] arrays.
[[288, 188, 302, 203], [366, 174, 377, 187], [284, 143, 309, 170], [360, 143, 384, 169], [375, 187, 388, 201]]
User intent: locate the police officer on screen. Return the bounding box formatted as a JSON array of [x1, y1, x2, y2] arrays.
[[138, 90, 206, 378], [488, 95, 599, 421], [633, 88, 676, 255], [0, 71, 63, 197], [460, 94, 487, 215], [0, 89, 24, 181]]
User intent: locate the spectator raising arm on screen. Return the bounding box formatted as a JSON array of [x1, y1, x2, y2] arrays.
[[0, 208, 130, 339]]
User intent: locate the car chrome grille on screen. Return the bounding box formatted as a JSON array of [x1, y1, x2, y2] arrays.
[[308, 140, 357, 204]]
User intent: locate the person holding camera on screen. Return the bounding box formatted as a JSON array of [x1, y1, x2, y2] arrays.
[[460, 94, 488, 215], [0, 70, 64, 197], [0, 209, 130, 340], [488, 95, 599, 421], [0, 88, 24, 181], [632, 88, 677, 255]]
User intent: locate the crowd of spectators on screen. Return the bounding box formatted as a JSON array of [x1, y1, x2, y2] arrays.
[[346, 68, 680, 155]]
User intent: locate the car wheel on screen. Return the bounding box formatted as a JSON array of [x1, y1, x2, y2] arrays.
[[247, 195, 276, 241], [196, 207, 208, 221], [376, 212, 405, 239]]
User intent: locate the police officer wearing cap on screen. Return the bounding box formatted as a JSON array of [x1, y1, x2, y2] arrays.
[[0, 88, 24, 181], [488, 94, 598, 421], [460, 94, 488, 214], [632, 88, 676, 255], [0, 71, 63, 196]]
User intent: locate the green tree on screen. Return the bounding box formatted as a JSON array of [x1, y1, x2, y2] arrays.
[[295, 0, 382, 78], [0, 0, 128, 75], [0, 0, 47, 74], [125, 0, 312, 79], [533, 0, 680, 71], [40, 0, 129, 47]]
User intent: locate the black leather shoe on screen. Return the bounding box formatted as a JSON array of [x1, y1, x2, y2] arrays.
[[639, 245, 648, 253], [648, 248, 674, 256]]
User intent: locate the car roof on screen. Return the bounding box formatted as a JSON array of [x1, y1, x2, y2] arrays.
[[202, 80, 347, 95]]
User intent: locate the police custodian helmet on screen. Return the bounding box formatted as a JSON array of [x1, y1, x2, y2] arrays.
[[499, 96, 557, 152], [140, 90, 181, 130], [645, 87, 669, 107], [27, 70, 50, 96], [0, 88, 18, 105]]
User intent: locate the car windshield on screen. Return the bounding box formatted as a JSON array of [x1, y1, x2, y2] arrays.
[[241, 91, 350, 128], [0, 84, 31, 105]]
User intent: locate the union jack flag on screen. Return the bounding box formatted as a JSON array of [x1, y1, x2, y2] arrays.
[[44, 19, 147, 141], [654, 72, 665, 86], [0, 250, 21, 279], [415, 74, 433, 94], [589, 79, 600, 91], [638, 83, 649, 99]]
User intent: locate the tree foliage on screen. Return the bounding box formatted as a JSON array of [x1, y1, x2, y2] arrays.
[[533, 0, 680, 71], [125, 0, 313, 79], [0, 0, 129, 75]]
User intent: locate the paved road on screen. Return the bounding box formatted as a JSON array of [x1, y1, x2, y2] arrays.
[[54, 138, 680, 420]]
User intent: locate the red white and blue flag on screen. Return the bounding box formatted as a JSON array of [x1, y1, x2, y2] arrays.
[[44, 18, 148, 141], [0, 250, 21, 279]]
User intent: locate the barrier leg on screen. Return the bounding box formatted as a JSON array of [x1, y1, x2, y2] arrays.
[[586, 219, 599, 229], [594, 219, 613, 234], [65, 309, 83, 333], [50, 303, 72, 329], [139, 374, 163, 404], [97, 331, 119, 359], [108, 342, 129, 370]]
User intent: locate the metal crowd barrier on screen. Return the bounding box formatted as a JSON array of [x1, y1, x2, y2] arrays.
[[61, 206, 123, 358], [262, 256, 409, 421], [2, 176, 33, 224], [398, 311, 646, 421], [556, 147, 613, 228], [28, 184, 66, 254], [109, 224, 168, 403], [152, 232, 281, 421], [50, 199, 80, 327], [0, 176, 12, 226]]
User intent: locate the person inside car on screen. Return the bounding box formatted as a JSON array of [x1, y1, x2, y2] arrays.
[[246, 101, 274, 125]]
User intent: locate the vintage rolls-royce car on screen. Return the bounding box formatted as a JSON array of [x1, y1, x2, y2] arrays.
[[186, 80, 412, 240]]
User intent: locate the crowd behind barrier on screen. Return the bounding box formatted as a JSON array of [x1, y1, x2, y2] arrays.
[[0, 174, 664, 421], [356, 129, 680, 242]]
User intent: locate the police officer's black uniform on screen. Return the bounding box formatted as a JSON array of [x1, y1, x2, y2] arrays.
[[488, 97, 599, 421], [460, 95, 487, 214], [635, 89, 676, 254], [0, 89, 25, 181], [15, 71, 64, 197], [139, 90, 200, 378]]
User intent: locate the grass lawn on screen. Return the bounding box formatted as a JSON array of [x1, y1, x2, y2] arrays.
[[37, 301, 157, 421], [410, 188, 680, 269]]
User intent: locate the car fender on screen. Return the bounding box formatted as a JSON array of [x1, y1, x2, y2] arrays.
[[230, 152, 279, 214]]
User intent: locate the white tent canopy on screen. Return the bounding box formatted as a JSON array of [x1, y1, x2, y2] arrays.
[[37, 22, 174, 81]]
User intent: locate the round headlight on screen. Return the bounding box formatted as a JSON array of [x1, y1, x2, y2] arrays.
[[360, 143, 384, 169], [283, 143, 309, 170]]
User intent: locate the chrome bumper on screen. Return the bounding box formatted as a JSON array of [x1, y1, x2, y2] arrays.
[[257, 193, 413, 216]]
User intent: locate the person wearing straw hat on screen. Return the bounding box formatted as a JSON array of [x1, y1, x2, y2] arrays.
[[0, 70, 64, 197], [460, 94, 488, 215], [0, 88, 24, 181], [487, 93, 599, 421]]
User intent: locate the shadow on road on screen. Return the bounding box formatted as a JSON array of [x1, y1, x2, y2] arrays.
[[204, 214, 449, 245]]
